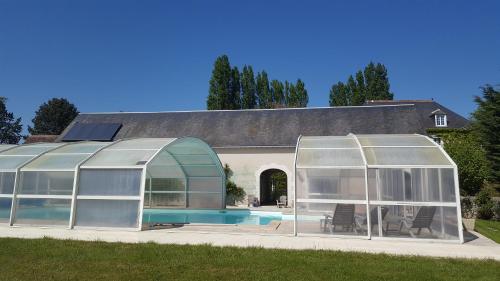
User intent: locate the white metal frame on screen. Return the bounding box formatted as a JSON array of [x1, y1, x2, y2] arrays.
[[68, 140, 119, 229], [294, 134, 369, 239], [0, 138, 226, 231], [141, 137, 226, 230], [8, 143, 68, 226], [294, 134, 464, 243]]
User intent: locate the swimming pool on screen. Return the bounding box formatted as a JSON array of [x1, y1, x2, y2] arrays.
[[1, 207, 288, 226], [142, 209, 286, 225]]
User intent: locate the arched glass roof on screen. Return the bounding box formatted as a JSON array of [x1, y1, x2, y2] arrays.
[[296, 134, 454, 168], [82, 138, 176, 168], [0, 138, 225, 230], [0, 143, 64, 171], [356, 134, 453, 167], [0, 144, 17, 153], [294, 134, 462, 243], [21, 142, 109, 171]]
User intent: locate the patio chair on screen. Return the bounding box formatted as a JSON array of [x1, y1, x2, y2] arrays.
[[247, 195, 259, 207], [323, 204, 357, 234], [276, 196, 287, 208], [399, 206, 436, 238], [355, 207, 389, 234]]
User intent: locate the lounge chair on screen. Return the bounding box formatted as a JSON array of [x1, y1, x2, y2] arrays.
[[399, 206, 436, 237], [323, 204, 357, 234], [355, 206, 389, 234], [276, 196, 287, 208]]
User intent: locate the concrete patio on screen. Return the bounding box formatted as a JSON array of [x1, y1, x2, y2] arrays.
[[0, 225, 498, 261]]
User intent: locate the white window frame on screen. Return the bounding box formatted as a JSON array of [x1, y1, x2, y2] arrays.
[[435, 114, 447, 127]]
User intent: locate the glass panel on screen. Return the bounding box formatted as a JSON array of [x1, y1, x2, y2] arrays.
[[174, 154, 214, 165], [14, 198, 71, 225], [363, 147, 451, 166], [0, 172, 15, 194], [299, 137, 358, 149], [296, 202, 367, 236], [18, 171, 74, 195], [23, 154, 88, 170], [296, 169, 366, 200], [150, 178, 185, 192], [0, 156, 33, 170], [297, 149, 364, 167], [1, 145, 60, 156], [83, 149, 157, 167], [147, 166, 185, 179], [183, 165, 221, 177], [146, 193, 185, 208], [188, 177, 222, 193], [187, 193, 223, 209], [0, 145, 16, 152], [357, 135, 435, 147], [165, 141, 209, 155], [367, 168, 456, 202], [372, 205, 459, 240], [51, 142, 108, 154], [149, 150, 181, 166], [75, 199, 140, 228], [108, 138, 174, 150], [78, 169, 141, 196], [0, 198, 12, 223]]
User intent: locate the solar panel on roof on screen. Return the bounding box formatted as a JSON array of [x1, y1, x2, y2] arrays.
[[62, 123, 122, 141]]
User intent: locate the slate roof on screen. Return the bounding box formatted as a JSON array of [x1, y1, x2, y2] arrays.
[[364, 100, 470, 129], [24, 135, 58, 144], [58, 105, 429, 147]]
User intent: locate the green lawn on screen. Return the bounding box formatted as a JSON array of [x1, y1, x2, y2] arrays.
[[0, 238, 498, 281], [475, 219, 500, 243]]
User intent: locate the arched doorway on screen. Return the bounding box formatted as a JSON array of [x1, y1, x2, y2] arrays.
[[259, 169, 287, 205]]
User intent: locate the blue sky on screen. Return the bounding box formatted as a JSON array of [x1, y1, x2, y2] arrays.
[[0, 0, 499, 133]]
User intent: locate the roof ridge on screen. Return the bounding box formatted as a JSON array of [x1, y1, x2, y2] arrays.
[[80, 104, 416, 115], [366, 99, 434, 103]]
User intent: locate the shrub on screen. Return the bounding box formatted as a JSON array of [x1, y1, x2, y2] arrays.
[[439, 131, 490, 196], [475, 189, 494, 220], [224, 164, 246, 205], [461, 197, 474, 219]]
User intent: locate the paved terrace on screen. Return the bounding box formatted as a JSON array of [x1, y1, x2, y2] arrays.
[[0, 225, 498, 261]]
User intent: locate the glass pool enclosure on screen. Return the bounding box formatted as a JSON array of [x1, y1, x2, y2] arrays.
[[0, 138, 225, 230], [0, 134, 463, 243], [295, 134, 463, 243]]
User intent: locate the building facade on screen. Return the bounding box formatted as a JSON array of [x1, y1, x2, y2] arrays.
[[56, 101, 469, 206]]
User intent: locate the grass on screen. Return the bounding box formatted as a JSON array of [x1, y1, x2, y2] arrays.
[[475, 219, 500, 243], [0, 238, 498, 281]]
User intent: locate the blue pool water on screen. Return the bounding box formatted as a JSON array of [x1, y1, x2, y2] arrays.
[[142, 209, 283, 225], [1, 207, 285, 226]]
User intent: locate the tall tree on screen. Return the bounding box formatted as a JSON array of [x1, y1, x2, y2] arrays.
[[28, 98, 79, 135], [207, 55, 232, 110], [229, 66, 241, 109], [293, 79, 308, 107], [284, 81, 291, 106], [270, 80, 284, 107], [241, 65, 257, 109], [329, 82, 349, 106], [329, 62, 394, 106], [256, 71, 271, 109], [0, 97, 23, 144], [351, 72, 365, 105], [472, 85, 500, 183]]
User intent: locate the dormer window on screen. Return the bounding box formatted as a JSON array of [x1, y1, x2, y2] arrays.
[[435, 114, 447, 127], [430, 108, 448, 127]]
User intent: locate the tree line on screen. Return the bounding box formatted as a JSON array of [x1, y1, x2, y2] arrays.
[[207, 55, 308, 110], [329, 62, 394, 106], [0, 97, 78, 144]]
